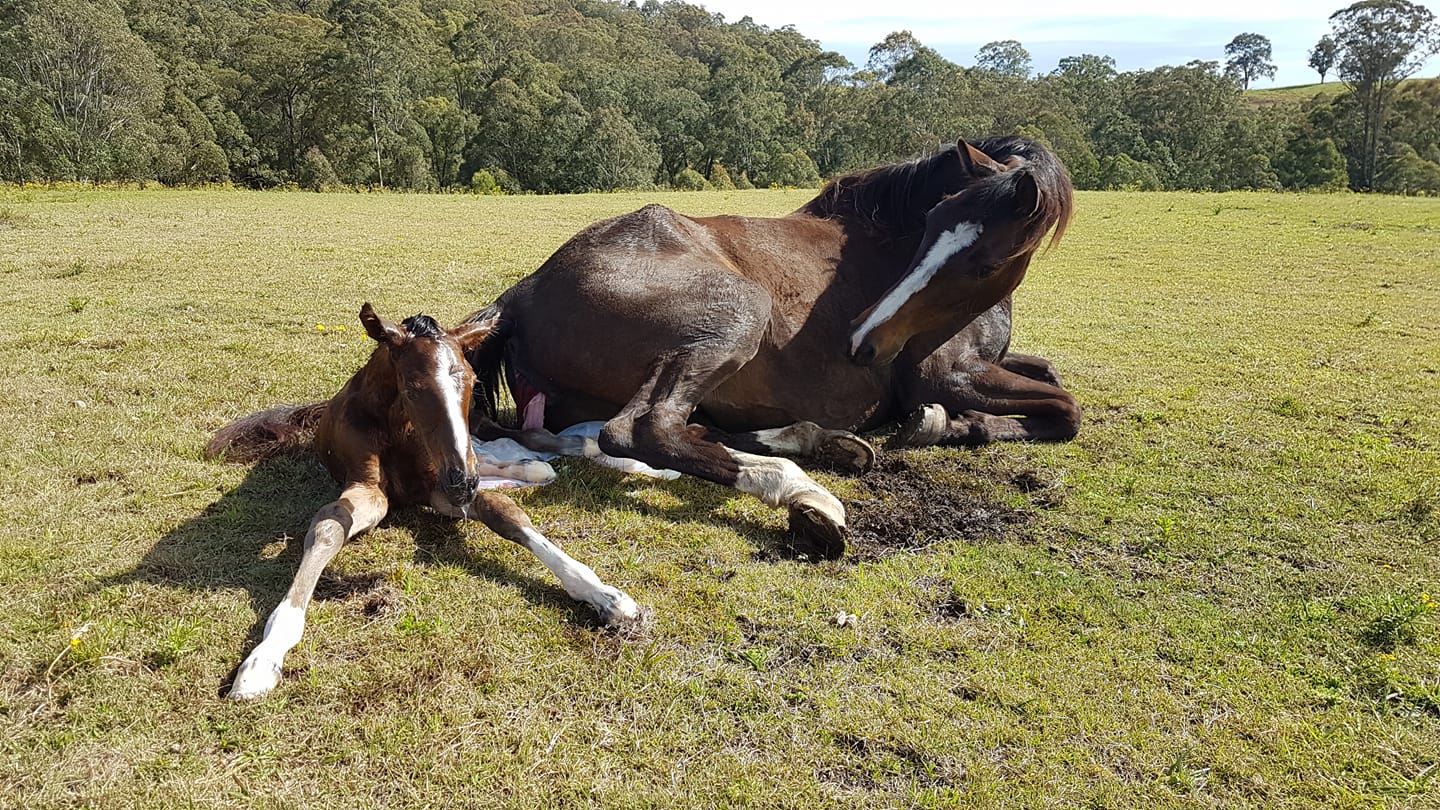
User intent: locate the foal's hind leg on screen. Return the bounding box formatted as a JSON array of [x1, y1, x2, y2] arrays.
[[896, 362, 1081, 447], [462, 490, 639, 626], [706, 421, 876, 474], [230, 483, 388, 699], [601, 351, 848, 559]]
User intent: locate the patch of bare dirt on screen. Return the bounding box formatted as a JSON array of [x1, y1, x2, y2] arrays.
[[845, 453, 1040, 561]]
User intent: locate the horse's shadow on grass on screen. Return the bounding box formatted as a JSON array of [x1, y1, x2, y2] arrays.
[[103, 451, 798, 696]]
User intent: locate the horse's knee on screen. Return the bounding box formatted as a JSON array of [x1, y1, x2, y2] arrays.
[[1052, 396, 1082, 438], [598, 417, 636, 458], [306, 510, 348, 550]]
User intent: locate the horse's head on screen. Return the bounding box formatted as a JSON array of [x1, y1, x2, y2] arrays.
[[849, 141, 1072, 367], [359, 303, 494, 507]]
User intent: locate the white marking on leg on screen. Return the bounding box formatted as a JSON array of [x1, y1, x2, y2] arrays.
[[742, 424, 813, 455], [229, 602, 306, 700], [517, 527, 639, 625], [850, 221, 983, 354], [433, 343, 471, 462], [728, 450, 846, 526]]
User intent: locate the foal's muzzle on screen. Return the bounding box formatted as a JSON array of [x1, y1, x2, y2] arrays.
[[439, 467, 479, 506]]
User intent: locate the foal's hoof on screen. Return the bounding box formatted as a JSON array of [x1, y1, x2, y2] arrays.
[[814, 431, 877, 475], [891, 404, 948, 448], [786, 500, 846, 561], [229, 656, 283, 700], [592, 586, 642, 627]]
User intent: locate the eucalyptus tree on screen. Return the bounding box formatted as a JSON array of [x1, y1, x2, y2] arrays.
[[1224, 33, 1277, 89], [1328, 0, 1440, 188], [1309, 34, 1339, 82]]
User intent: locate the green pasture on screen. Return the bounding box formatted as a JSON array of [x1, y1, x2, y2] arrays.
[[1243, 77, 1433, 108], [0, 186, 1437, 808]]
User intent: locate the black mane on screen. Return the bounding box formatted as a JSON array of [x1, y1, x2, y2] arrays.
[[798, 136, 1071, 244], [798, 146, 966, 239], [401, 314, 443, 338]]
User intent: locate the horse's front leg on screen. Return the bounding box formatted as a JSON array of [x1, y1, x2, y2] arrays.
[[998, 351, 1064, 387], [703, 421, 876, 475], [464, 490, 640, 627], [895, 360, 1081, 446], [230, 483, 389, 699]]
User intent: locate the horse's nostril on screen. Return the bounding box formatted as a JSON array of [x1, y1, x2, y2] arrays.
[[851, 340, 877, 367]]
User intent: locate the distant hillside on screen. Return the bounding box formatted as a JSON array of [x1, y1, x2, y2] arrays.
[[1246, 77, 1437, 108]]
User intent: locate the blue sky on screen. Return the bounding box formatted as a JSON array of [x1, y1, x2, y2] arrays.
[[696, 1, 1440, 88]]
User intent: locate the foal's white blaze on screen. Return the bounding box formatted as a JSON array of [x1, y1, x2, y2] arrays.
[[433, 343, 471, 463], [849, 220, 984, 355]]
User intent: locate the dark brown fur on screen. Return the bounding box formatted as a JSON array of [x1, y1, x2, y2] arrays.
[[464, 136, 1081, 557]]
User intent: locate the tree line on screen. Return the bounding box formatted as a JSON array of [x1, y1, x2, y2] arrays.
[[1, 0, 1438, 194]]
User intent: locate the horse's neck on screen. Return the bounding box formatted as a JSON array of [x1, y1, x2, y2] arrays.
[[798, 146, 962, 238]]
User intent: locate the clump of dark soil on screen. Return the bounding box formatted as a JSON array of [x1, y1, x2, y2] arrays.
[[314, 572, 404, 616], [845, 453, 1033, 561]]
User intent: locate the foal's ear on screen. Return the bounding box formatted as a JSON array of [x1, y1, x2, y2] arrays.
[[448, 317, 495, 351], [359, 302, 405, 345], [958, 142, 1006, 177]]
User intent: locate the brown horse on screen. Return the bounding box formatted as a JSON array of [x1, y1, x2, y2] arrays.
[[464, 136, 1077, 560], [208, 304, 638, 700]]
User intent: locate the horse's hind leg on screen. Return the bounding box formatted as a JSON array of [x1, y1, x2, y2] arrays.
[[600, 350, 848, 559], [230, 483, 388, 699], [465, 490, 639, 626], [897, 362, 1081, 446], [705, 421, 876, 474]]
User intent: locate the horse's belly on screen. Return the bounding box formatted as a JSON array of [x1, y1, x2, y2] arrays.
[[702, 354, 890, 432]]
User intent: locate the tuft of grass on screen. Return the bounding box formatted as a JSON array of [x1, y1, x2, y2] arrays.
[[1359, 590, 1437, 651]]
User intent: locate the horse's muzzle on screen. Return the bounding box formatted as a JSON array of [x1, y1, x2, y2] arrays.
[[439, 468, 479, 506], [850, 339, 877, 367]]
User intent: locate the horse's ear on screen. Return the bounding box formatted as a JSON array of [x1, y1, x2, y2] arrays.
[[1013, 171, 1040, 215], [958, 141, 1005, 177], [448, 317, 495, 351], [359, 302, 405, 345]]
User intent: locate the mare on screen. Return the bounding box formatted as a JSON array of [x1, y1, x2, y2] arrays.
[[207, 304, 639, 700], [464, 136, 1077, 560]]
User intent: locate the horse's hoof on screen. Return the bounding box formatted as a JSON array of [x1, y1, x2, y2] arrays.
[[786, 500, 846, 561], [229, 656, 283, 700], [891, 404, 948, 447], [592, 586, 642, 627], [815, 431, 876, 474]]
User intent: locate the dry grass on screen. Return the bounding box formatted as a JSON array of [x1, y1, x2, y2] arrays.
[[0, 186, 1437, 808]]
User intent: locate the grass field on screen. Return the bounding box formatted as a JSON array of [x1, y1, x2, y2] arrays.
[[1244, 77, 1435, 108], [1, 185, 1437, 809]]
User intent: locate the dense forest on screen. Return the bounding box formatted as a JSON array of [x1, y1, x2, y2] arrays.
[[1, 0, 1438, 193]]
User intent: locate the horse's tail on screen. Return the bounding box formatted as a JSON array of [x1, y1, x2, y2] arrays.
[[204, 402, 328, 463], [968, 134, 1074, 249], [462, 300, 515, 428]]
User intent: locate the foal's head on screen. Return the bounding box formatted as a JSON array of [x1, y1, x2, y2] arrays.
[[849, 142, 1073, 367], [358, 303, 494, 506]]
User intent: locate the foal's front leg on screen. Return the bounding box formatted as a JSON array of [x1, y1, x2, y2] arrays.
[[462, 490, 640, 626], [230, 483, 388, 699]]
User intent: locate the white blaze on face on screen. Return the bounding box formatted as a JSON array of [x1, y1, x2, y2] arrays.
[[432, 343, 471, 463], [850, 220, 984, 355]]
